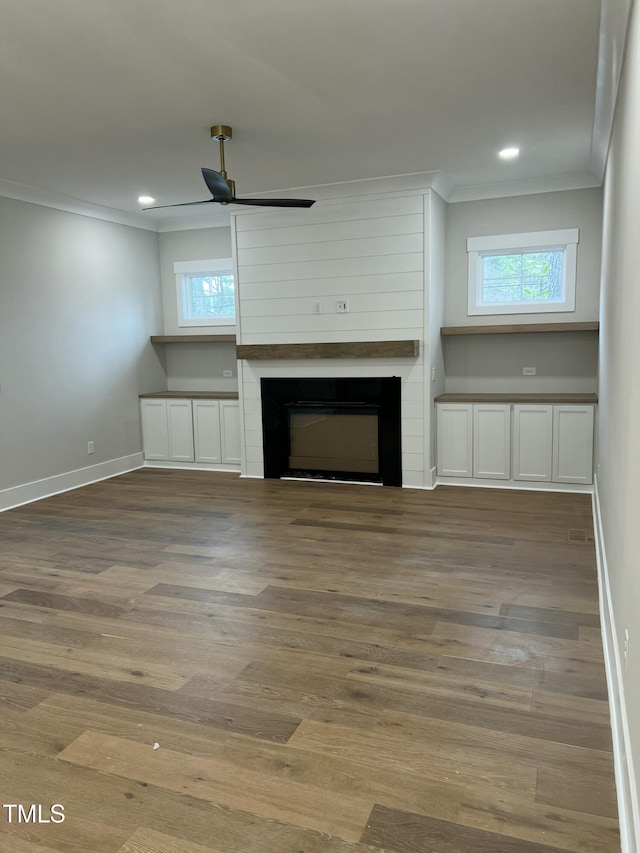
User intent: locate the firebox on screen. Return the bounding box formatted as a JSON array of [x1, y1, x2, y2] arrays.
[[260, 377, 402, 486]]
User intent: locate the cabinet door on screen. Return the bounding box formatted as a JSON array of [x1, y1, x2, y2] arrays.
[[473, 404, 511, 479], [436, 404, 473, 477], [140, 400, 170, 460], [220, 401, 241, 465], [552, 405, 594, 484], [166, 400, 195, 462], [512, 405, 553, 481], [193, 400, 222, 464]]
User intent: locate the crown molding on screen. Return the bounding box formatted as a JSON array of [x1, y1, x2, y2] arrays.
[[448, 172, 602, 204], [0, 178, 159, 231]]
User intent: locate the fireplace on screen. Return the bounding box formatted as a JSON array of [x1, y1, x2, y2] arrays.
[[260, 377, 402, 486]]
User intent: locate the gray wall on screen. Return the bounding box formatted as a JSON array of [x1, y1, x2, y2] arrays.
[[158, 226, 237, 392], [0, 196, 165, 492], [597, 0, 640, 837], [158, 226, 233, 335], [444, 188, 602, 393], [445, 188, 603, 326]]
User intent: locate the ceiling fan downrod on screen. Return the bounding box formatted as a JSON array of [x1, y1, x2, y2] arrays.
[[210, 125, 235, 199]]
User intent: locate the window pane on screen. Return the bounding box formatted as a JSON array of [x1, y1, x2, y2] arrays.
[[480, 250, 563, 305], [185, 274, 235, 318], [482, 254, 522, 280]]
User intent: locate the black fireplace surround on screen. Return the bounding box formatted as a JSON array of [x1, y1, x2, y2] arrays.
[[260, 377, 402, 486]]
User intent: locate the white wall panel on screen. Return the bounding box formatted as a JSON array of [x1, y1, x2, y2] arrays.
[[402, 454, 424, 471], [402, 436, 424, 454], [238, 233, 423, 268], [237, 214, 424, 250], [240, 309, 422, 336], [239, 253, 424, 285], [402, 419, 425, 437], [240, 290, 423, 318], [241, 271, 423, 301]]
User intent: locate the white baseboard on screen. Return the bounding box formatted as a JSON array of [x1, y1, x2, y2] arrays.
[[0, 453, 144, 512], [593, 476, 639, 853], [435, 475, 593, 493], [143, 461, 240, 474]]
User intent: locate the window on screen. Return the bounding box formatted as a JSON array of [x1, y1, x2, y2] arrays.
[[174, 258, 235, 327], [467, 229, 579, 316]]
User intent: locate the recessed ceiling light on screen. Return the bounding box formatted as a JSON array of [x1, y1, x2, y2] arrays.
[[137, 195, 155, 204], [498, 147, 520, 160]]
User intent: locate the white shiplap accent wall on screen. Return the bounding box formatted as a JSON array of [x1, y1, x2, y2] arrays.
[[234, 193, 425, 345], [233, 176, 439, 488]]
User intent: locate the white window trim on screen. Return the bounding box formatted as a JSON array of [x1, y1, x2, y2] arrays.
[[174, 258, 235, 327], [467, 229, 579, 316]]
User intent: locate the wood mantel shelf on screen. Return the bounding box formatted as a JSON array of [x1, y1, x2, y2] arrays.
[[441, 322, 599, 336], [435, 392, 598, 404], [236, 340, 420, 360], [150, 335, 236, 343]]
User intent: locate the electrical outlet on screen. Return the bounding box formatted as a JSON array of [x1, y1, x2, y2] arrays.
[[624, 628, 630, 673], [223, 370, 232, 378], [336, 300, 349, 313], [87, 441, 95, 454], [431, 367, 437, 382], [523, 367, 536, 376]]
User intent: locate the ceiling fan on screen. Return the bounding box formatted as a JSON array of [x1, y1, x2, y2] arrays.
[[144, 125, 315, 211]]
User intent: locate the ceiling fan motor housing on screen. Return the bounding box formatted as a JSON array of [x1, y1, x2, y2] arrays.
[[210, 125, 232, 142]]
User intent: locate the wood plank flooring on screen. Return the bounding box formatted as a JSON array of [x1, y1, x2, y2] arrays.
[[0, 470, 619, 852]]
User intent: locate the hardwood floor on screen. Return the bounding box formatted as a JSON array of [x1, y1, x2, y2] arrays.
[[0, 470, 619, 852]]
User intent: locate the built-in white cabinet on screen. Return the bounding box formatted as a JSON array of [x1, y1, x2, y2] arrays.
[[166, 399, 196, 462], [473, 404, 511, 479], [219, 400, 241, 465], [512, 405, 553, 482], [141, 399, 194, 462], [193, 400, 222, 464], [436, 403, 473, 477], [552, 405, 594, 484], [436, 402, 594, 488], [140, 397, 240, 469], [192, 399, 241, 466]]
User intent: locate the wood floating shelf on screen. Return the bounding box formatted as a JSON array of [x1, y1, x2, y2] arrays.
[[150, 335, 236, 344], [139, 391, 239, 400], [236, 340, 420, 360], [440, 322, 599, 336], [435, 392, 598, 404]]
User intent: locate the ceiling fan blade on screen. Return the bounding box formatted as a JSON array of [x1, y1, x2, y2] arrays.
[[201, 167, 233, 200], [143, 199, 220, 210], [232, 198, 316, 208]]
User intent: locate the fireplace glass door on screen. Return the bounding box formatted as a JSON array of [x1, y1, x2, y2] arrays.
[[286, 404, 380, 481]]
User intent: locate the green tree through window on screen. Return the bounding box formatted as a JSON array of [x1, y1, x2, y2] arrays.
[[481, 251, 563, 305], [187, 274, 235, 318]]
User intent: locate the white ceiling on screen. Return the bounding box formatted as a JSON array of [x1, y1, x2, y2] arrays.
[[0, 0, 614, 229]]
